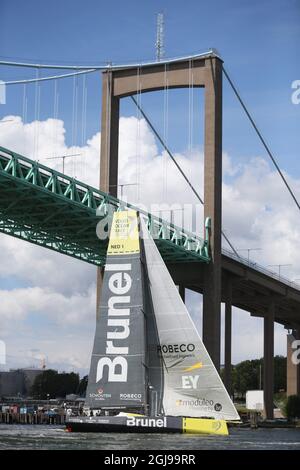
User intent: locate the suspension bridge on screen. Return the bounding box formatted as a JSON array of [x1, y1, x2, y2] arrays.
[[0, 50, 299, 419]]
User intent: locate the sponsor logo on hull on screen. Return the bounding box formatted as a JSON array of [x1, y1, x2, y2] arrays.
[[126, 416, 167, 428]]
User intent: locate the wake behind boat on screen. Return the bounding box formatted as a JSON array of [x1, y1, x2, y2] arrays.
[[66, 210, 239, 435]]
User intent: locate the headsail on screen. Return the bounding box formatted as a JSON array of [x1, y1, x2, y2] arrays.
[[85, 210, 146, 410], [140, 217, 240, 421]]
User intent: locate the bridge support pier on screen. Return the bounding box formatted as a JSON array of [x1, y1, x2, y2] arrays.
[[224, 278, 232, 395], [100, 71, 120, 196], [264, 302, 274, 419], [287, 330, 300, 396], [202, 57, 223, 372]]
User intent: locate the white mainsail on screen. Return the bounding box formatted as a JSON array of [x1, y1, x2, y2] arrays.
[[140, 217, 240, 421]]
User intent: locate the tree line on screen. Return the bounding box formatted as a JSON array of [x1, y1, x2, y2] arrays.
[[30, 356, 287, 399], [221, 355, 286, 397]]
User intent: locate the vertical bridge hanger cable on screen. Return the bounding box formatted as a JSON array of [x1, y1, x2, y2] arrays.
[[222, 66, 300, 213], [130, 95, 240, 257], [163, 62, 169, 201]]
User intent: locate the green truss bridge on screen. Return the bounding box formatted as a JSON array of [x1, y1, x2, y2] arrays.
[[0, 146, 210, 266]]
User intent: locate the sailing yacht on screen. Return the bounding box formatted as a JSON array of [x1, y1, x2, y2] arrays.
[[66, 210, 239, 435]]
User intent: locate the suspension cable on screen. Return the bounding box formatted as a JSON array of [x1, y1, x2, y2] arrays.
[[3, 68, 97, 86], [223, 66, 300, 212], [130, 95, 239, 256], [0, 50, 218, 70]]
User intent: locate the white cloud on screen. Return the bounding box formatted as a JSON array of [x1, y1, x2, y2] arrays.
[[0, 113, 298, 372], [0, 285, 95, 326]]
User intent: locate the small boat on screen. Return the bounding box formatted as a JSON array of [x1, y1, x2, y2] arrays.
[[67, 210, 240, 435]]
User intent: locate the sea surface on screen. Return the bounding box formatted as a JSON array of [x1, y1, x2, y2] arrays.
[[0, 425, 299, 450]]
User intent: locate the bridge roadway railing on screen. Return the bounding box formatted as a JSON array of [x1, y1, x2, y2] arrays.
[[0, 146, 209, 266], [222, 247, 300, 292]]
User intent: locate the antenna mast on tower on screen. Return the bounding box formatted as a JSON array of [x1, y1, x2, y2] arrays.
[[155, 12, 165, 62]]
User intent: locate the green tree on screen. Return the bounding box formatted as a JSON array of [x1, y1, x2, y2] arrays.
[[233, 359, 261, 397], [231, 355, 287, 397], [30, 370, 79, 399], [77, 375, 88, 396], [285, 395, 300, 420], [273, 355, 286, 392]]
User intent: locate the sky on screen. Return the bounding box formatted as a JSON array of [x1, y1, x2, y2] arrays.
[[0, 0, 299, 375]]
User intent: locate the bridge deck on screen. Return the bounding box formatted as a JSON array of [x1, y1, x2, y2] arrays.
[[1, 146, 299, 329], [0, 146, 209, 266]]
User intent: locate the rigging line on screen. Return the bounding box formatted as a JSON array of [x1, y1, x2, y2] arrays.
[[130, 95, 239, 256], [3, 68, 97, 86], [223, 66, 300, 213]]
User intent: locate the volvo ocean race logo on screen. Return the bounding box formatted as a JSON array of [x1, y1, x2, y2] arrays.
[[96, 263, 132, 383]]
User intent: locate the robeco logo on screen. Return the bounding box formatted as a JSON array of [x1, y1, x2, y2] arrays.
[[96, 263, 132, 383], [158, 343, 195, 354], [120, 393, 142, 401]]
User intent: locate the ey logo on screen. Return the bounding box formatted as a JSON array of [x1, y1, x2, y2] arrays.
[[182, 375, 200, 389], [182, 362, 203, 389]]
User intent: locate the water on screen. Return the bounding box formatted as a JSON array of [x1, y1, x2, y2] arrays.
[[0, 425, 299, 450]]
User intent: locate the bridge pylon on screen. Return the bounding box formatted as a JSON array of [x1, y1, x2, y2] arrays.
[[97, 52, 223, 371]]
